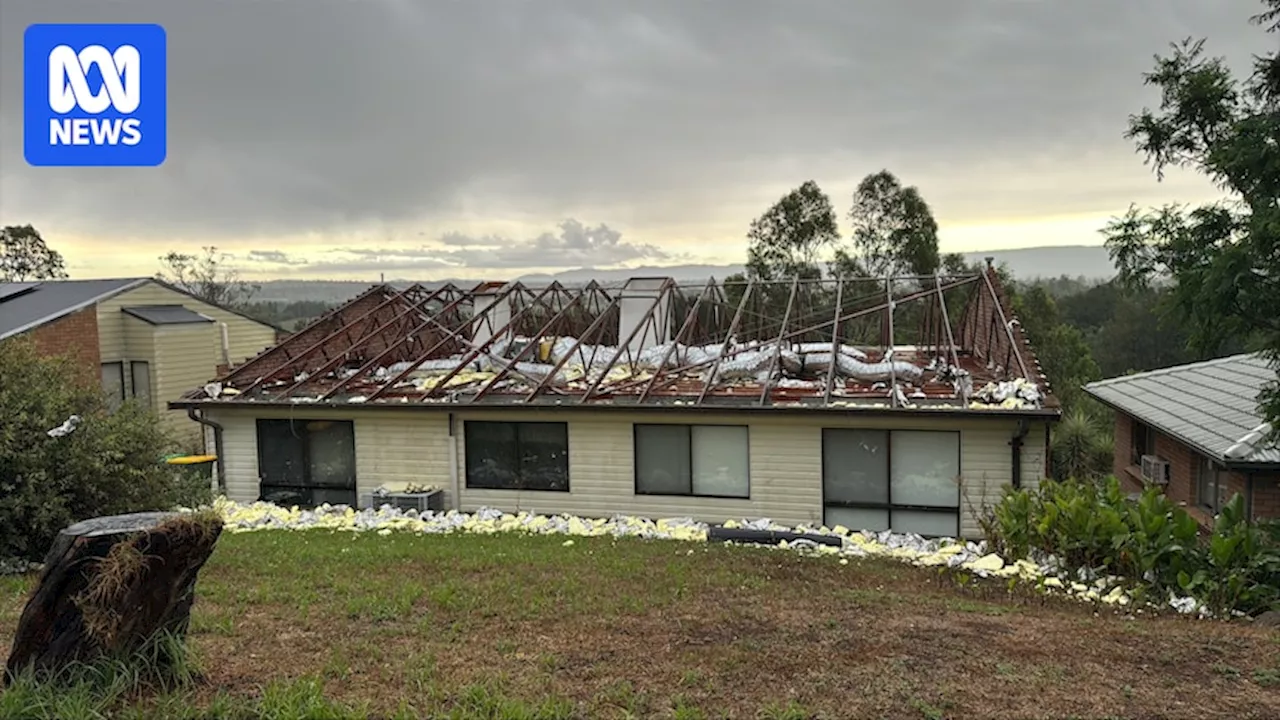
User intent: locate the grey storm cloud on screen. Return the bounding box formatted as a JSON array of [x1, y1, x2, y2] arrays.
[[0, 0, 1270, 241], [241, 250, 309, 266], [273, 219, 668, 274]]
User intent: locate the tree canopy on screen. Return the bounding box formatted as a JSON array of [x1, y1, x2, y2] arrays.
[[1, 225, 67, 282], [1102, 0, 1280, 435], [743, 180, 840, 282], [837, 170, 941, 279], [158, 246, 260, 309]]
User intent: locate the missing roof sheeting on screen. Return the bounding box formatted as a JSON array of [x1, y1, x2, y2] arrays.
[[181, 270, 1056, 413]]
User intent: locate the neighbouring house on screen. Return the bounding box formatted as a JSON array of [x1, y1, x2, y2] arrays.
[[169, 263, 1059, 539], [1083, 353, 1280, 525], [0, 278, 283, 444]]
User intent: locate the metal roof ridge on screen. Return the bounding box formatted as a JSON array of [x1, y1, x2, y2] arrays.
[[1085, 351, 1270, 389]]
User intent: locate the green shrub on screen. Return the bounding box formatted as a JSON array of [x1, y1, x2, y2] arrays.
[[983, 477, 1280, 616], [1176, 495, 1280, 614], [167, 462, 214, 509], [0, 337, 184, 561]]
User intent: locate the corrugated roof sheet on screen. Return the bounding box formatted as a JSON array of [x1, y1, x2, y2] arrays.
[[0, 278, 145, 340], [122, 305, 213, 325], [1084, 353, 1280, 465]]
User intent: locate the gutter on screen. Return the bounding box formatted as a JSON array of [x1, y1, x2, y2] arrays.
[[187, 407, 227, 496], [1010, 418, 1031, 489], [168, 398, 1063, 420]]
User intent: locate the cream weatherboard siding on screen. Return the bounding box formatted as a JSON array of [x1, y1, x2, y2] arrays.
[[121, 315, 155, 402], [203, 407, 1048, 538], [96, 281, 277, 365], [153, 325, 222, 443], [208, 407, 453, 508], [95, 280, 278, 445]]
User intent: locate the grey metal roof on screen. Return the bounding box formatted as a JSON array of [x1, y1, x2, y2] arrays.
[[1083, 353, 1280, 466], [122, 305, 213, 325], [0, 278, 146, 340]]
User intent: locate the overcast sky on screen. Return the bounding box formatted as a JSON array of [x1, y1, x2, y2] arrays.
[[0, 0, 1269, 281]]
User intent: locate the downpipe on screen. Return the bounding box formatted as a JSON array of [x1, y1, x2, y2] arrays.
[[188, 407, 226, 496], [1010, 419, 1030, 489]]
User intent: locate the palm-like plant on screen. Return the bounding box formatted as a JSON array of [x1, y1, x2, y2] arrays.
[[1051, 407, 1114, 481]]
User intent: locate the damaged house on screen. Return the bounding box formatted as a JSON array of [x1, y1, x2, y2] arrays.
[[170, 262, 1059, 539]]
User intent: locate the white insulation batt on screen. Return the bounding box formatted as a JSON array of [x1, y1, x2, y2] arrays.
[[196, 498, 1218, 618], [317, 338, 1031, 407]]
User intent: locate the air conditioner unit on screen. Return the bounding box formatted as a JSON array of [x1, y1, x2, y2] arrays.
[[358, 489, 445, 513], [1140, 454, 1169, 486]]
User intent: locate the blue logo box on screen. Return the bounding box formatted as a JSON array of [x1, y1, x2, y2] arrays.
[[24, 23, 167, 167]]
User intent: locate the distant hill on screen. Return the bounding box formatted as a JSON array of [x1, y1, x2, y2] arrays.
[[250, 245, 1116, 305]]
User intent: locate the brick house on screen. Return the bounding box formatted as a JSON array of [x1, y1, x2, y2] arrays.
[[1, 278, 283, 444], [1083, 353, 1280, 525]]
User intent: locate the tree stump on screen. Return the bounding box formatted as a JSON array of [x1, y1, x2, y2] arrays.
[[3, 510, 223, 683]]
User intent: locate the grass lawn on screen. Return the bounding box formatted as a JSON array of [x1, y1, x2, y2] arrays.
[[2, 530, 1279, 719]]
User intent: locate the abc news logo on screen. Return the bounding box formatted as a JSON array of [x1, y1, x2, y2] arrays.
[[48, 44, 143, 146], [24, 23, 166, 167]]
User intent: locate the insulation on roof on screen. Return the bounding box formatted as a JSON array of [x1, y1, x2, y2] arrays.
[[186, 274, 1055, 413]]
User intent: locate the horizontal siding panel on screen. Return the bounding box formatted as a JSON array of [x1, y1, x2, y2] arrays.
[[99, 282, 278, 445], [205, 407, 1043, 538], [98, 282, 277, 366], [155, 325, 219, 445]]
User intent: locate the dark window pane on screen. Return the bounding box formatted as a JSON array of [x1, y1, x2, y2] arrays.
[[309, 486, 358, 507], [260, 485, 308, 507], [824, 506, 889, 533], [101, 362, 124, 410], [258, 420, 306, 487], [636, 424, 691, 495], [518, 423, 570, 491], [130, 361, 151, 403], [306, 420, 356, 489], [891, 509, 958, 537], [822, 429, 889, 503], [465, 421, 520, 489]]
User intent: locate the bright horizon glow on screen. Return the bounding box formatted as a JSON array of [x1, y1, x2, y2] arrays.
[[51, 212, 1122, 282]]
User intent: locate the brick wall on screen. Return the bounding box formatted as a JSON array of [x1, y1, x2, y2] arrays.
[[1112, 409, 1276, 524], [25, 307, 101, 379], [1112, 411, 1137, 489], [1247, 473, 1280, 521]]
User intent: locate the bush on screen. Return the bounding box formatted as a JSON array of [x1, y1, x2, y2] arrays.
[[0, 337, 184, 561], [983, 476, 1280, 616]]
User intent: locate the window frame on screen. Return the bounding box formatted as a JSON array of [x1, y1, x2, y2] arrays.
[[820, 428, 961, 538], [1196, 454, 1226, 514], [463, 420, 570, 492], [255, 418, 357, 508], [633, 423, 751, 500], [101, 361, 125, 408], [129, 360, 152, 403], [1130, 419, 1156, 466]]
